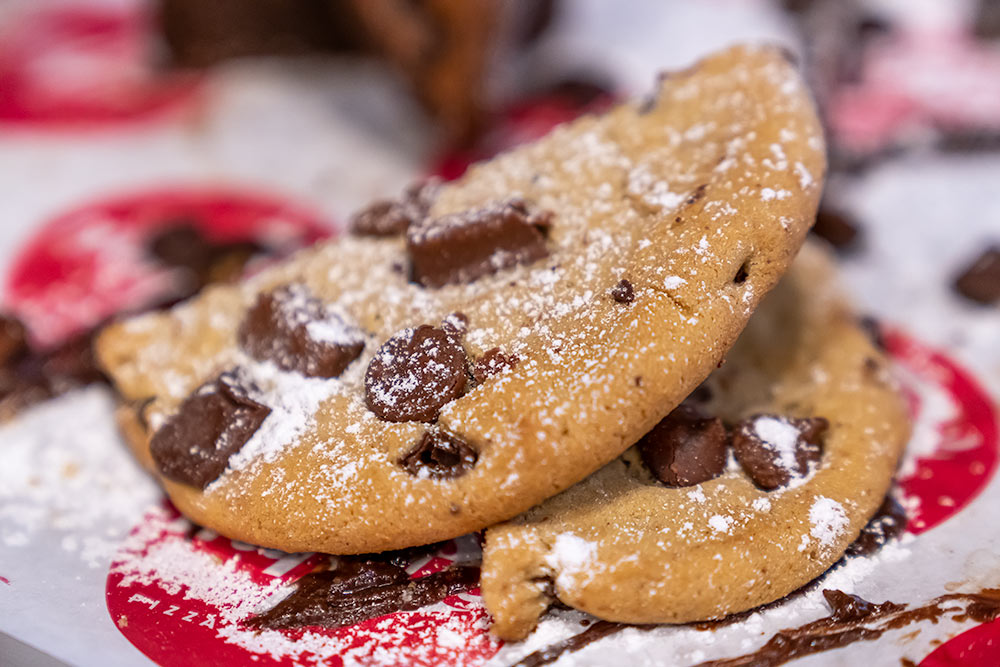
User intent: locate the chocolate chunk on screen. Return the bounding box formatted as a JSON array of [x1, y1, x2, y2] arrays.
[[239, 284, 364, 378], [349, 180, 440, 237], [610, 279, 635, 303], [246, 560, 479, 631], [0, 315, 28, 367], [364, 325, 468, 422], [733, 414, 828, 490], [148, 220, 262, 295], [150, 371, 271, 488], [637, 403, 729, 487], [953, 247, 1000, 304], [441, 312, 469, 338], [811, 206, 860, 250], [472, 347, 518, 383], [406, 198, 551, 288], [399, 428, 478, 478]]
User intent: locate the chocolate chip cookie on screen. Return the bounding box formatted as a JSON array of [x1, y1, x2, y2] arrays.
[[480, 243, 910, 639], [97, 45, 825, 554]]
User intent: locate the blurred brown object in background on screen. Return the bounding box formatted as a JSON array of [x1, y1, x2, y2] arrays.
[[973, 0, 1000, 39], [159, 0, 515, 146], [811, 205, 861, 251], [0, 317, 104, 422], [954, 247, 1000, 305], [160, 0, 365, 65], [347, 0, 500, 146]]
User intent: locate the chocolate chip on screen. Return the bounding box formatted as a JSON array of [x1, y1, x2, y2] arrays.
[[238, 284, 364, 378], [811, 206, 861, 250], [472, 347, 518, 383], [637, 403, 729, 487], [349, 180, 440, 237], [0, 314, 28, 367], [858, 315, 887, 351], [953, 247, 1000, 305], [441, 312, 469, 338], [399, 428, 478, 478], [406, 199, 551, 288], [364, 325, 468, 422], [150, 371, 271, 488], [733, 414, 828, 490], [610, 279, 635, 303]]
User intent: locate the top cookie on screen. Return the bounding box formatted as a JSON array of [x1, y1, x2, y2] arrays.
[[96, 44, 825, 554]]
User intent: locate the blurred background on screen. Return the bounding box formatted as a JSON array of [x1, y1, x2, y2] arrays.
[[0, 0, 997, 417]]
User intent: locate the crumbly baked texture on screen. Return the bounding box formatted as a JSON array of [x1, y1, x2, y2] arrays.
[[480, 243, 910, 640], [96, 45, 825, 555]]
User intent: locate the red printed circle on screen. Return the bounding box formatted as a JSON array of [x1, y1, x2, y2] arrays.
[[4, 187, 332, 347], [887, 329, 999, 534], [0, 5, 200, 127], [919, 617, 1000, 666], [105, 506, 502, 667]]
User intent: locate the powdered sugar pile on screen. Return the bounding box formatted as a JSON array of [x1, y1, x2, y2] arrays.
[[808, 496, 850, 550], [0, 387, 160, 567]]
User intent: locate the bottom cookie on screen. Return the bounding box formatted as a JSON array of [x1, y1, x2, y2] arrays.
[[480, 242, 911, 640]]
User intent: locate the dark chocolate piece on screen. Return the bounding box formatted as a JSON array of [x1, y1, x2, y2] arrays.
[[406, 198, 551, 288], [472, 347, 518, 383], [364, 325, 468, 422], [811, 206, 861, 250], [732, 415, 828, 490], [638, 403, 729, 487], [0, 315, 28, 367], [953, 247, 1000, 305], [610, 279, 635, 303], [238, 284, 364, 378], [349, 180, 440, 237], [150, 371, 271, 488], [399, 429, 478, 479], [247, 561, 479, 631], [441, 312, 469, 338]]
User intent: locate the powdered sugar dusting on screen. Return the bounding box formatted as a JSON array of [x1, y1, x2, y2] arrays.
[[809, 496, 849, 549]]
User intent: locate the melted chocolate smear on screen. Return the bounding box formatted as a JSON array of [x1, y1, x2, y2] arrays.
[[150, 371, 271, 488], [733, 415, 828, 490], [514, 621, 635, 667], [349, 180, 440, 237], [846, 496, 908, 557], [238, 284, 364, 378], [246, 562, 479, 631], [407, 198, 551, 288], [398, 428, 478, 479], [693, 589, 1000, 667], [953, 247, 1000, 305], [364, 325, 468, 423], [638, 403, 729, 487], [610, 279, 635, 303]]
